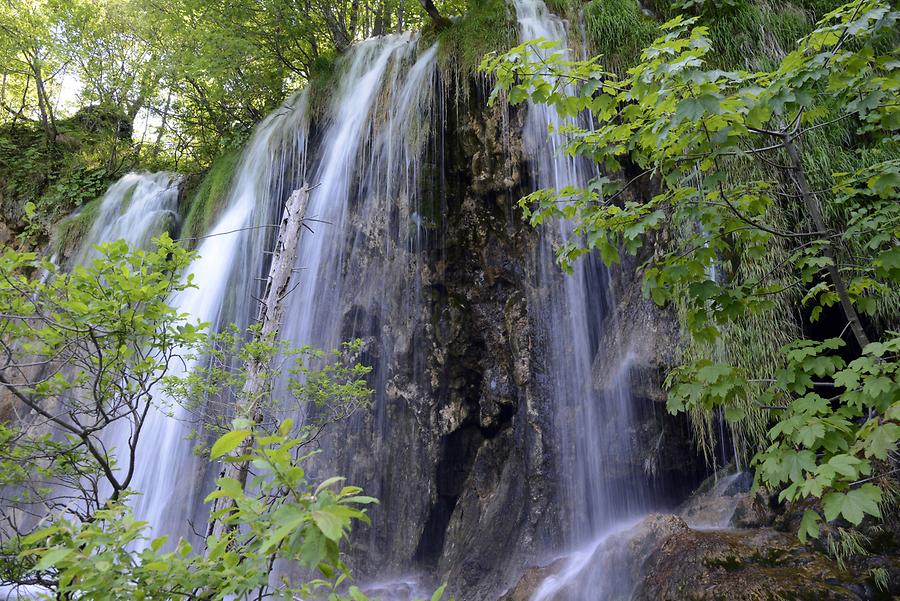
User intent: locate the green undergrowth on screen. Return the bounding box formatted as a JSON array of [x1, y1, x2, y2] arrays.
[[0, 107, 129, 244], [180, 148, 241, 249], [649, 0, 850, 67], [548, 0, 659, 71], [541, 0, 834, 73], [431, 0, 516, 94], [582, 0, 659, 71], [456, 0, 894, 470], [306, 51, 343, 118]]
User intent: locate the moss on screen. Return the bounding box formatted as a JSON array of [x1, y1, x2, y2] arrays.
[[0, 106, 129, 246], [306, 51, 342, 118], [431, 0, 516, 86], [179, 148, 241, 248], [50, 196, 103, 257], [704, 554, 743, 571]]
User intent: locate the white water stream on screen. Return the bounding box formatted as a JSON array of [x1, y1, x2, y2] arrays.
[[510, 0, 654, 597], [74, 171, 179, 264]]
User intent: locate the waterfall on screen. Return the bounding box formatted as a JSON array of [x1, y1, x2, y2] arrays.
[[280, 33, 434, 355], [73, 171, 179, 265], [103, 93, 312, 545], [55, 6, 656, 595], [105, 34, 439, 549], [509, 0, 654, 596]]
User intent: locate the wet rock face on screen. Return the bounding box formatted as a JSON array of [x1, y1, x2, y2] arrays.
[[590, 256, 708, 505], [303, 82, 558, 599], [504, 513, 889, 601], [309, 77, 708, 598], [633, 523, 871, 601]]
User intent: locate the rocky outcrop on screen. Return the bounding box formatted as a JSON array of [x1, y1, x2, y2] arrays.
[[296, 84, 560, 599], [503, 512, 896, 601]]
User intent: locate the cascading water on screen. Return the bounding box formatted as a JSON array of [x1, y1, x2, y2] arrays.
[[102, 94, 312, 545], [105, 32, 440, 552], [510, 0, 655, 596], [275, 33, 440, 583], [73, 171, 180, 265], [56, 5, 664, 596]]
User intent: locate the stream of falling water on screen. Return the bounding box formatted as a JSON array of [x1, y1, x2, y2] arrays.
[[511, 0, 653, 597], [73, 172, 179, 265], [100, 33, 438, 552], [102, 93, 312, 546]]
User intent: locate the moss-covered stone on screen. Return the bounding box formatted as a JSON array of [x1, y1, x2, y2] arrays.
[[430, 0, 516, 89], [49, 196, 103, 258], [179, 148, 241, 248]]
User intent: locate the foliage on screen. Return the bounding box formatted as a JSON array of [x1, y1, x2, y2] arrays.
[[0, 235, 204, 513], [0, 236, 441, 598], [432, 0, 515, 85], [483, 0, 899, 539], [0, 0, 476, 174], [547, 0, 659, 72], [12, 422, 393, 600], [179, 149, 242, 248], [0, 113, 129, 244], [165, 325, 373, 448], [49, 196, 102, 257]]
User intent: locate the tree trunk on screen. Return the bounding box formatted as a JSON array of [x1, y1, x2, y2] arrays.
[[418, 0, 450, 29], [27, 50, 57, 146], [783, 135, 871, 350], [208, 185, 311, 542]]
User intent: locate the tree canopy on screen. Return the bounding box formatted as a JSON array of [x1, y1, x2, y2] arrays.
[[0, 0, 468, 169]]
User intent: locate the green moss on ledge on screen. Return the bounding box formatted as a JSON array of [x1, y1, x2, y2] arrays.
[[50, 196, 103, 258], [180, 148, 241, 249], [306, 51, 342, 118], [582, 0, 659, 72], [431, 0, 516, 87]]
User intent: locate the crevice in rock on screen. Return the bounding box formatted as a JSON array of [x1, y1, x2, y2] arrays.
[[414, 421, 484, 567]]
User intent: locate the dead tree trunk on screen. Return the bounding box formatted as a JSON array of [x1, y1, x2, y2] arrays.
[[208, 184, 311, 541]]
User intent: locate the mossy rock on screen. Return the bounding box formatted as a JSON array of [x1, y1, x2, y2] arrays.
[[179, 148, 241, 248], [431, 0, 516, 86], [633, 520, 879, 600], [50, 197, 103, 259]]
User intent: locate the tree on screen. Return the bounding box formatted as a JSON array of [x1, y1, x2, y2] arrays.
[[12, 423, 386, 600], [0, 237, 413, 599], [483, 0, 898, 539], [418, 0, 451, 29], [0, 0, 63, 144], [0, 235, 203, 516]]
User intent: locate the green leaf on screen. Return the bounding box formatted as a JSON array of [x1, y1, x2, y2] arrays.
[[210, 429, 251, 459], [34, 548, 73, 571], [314, 476, 346, 495], [675, 97, 707, 123], [798, 509, 821, 543], [875, 246, 900, 280], [150, 535, 168, 552], [863, 422, 899, 460], [431, 583, 447, 601], [827, 454, 862, 478], [312, 508, 345, 542], [724, 405, 746, 423], [822, 484, 882, 525], [259, 509, 306, 554]]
